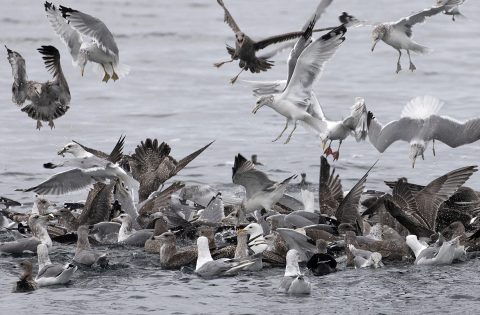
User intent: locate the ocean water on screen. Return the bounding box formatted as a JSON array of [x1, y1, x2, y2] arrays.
[[0, 0, 479, 313]]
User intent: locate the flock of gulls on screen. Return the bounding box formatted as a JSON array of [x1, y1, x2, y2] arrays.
[[2, 0, 480, 298]]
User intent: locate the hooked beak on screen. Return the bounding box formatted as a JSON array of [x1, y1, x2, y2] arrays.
[[57, 147, 67, 156], [252, 102, 263, 114], [371, 39, 379, 52]]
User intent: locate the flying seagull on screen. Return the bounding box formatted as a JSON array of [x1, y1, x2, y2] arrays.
[[252, 25, 347, 144], [44, 1, 129, 82], [214, 0, 336, 84], [367, 95, 480, 167], [6, 45, 70, 130], [371, 0, 464, 73]]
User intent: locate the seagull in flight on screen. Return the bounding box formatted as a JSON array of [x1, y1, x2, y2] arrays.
[[367, 95, 480, 167], [371, 0, 464, 73], [44, 2, 129, 82]]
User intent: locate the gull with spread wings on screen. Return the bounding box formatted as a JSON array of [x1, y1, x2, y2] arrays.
[[6, 45, 70, 130], [44, 2, 129, 82], [367, 95, 480, 168]]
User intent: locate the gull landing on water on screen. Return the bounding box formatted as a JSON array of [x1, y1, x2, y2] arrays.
[[44, 2, 129, 82], [370, 0, 464, 73], [367, 95, 480, 168]]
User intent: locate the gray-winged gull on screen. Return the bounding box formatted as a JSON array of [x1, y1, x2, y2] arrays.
[[406, 234, 464, 265], [242, 223, 268, 254], [73, 225, 108, 267], [278, 249, 311, 294], [367, 96, 480, 167], [5, 45, 70, 129], [0, 214, 52, 254], [44, 2, 129, 82], [112, 213, 152, 246], [371, 0, 464, 73], [35, 244, 77, 286]]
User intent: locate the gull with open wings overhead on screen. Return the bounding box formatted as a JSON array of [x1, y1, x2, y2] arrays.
[[6, 45, 70, 130], [44, 2, 129, 82], [370, 0, 464, 73], [367, 95, 480, 168]]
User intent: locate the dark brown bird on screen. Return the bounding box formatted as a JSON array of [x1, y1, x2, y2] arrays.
[[15, 260, 37, 293]]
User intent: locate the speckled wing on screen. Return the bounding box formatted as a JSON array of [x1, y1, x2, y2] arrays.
[[59, 5, 119, 57], [5, 46, 29, 105], [38, 45, 64, 81], [319, 156, 343, 216], [216, 0, 241, 34], [44, 2, 82, 62]]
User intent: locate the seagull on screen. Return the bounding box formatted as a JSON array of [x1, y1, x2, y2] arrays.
[[406, 234, 463, 265], [214, 0, 336, 84], [158, 231, 197, 269], [371, 0, 464, 73], [14, 261, 37, 293], [0, 214, 53, 254], [232, 154, 296, 212], [252, 25, 347, 144], [367, 95, 480, 167], [438, 0, 466, 21], [112, 213, 153, 246], [383, 165, 477, 238], [5, 45, 70, 130], [73, 225, 109, 267], [241, 222, 268, 254], [278, 249, 311, 295], [35, 244, 77, 287], [124, 139, 214, 202], [44, 2, 129, 82], [347, 244, 384, 268]]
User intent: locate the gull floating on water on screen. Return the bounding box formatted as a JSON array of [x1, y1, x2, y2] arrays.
[[0, 214, 52, 254], [5, 45, 70, 129], [44, 2, 129, 82], [370, 0, 464, 73], [367, 95, 480, 167], [347, 244, 384, 268], [14, 260, 37, 293], [73, 225, 109, 267], [278, 249, 311, 295], [406, 234, 464, 265], [112, 213, 153, 246], [35, 244, 77, 287]]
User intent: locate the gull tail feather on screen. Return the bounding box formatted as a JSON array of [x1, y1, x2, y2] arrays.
[[301, 115, 328, 138], [408, 42, 431, 55], [401, 95, 444, 119], [113, 62, 130, 79]]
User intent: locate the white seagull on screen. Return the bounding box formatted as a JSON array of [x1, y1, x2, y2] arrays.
[[371, 0, 464, 73], [44, 1, 129, 82], [367, 95, 480, 167]]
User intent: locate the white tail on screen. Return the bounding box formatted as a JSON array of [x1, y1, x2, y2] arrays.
[[401, 95, 444, 119]]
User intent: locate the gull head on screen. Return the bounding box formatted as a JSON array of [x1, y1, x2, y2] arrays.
[[253, 95, 274, 114], [158, 231, 176, 245], [235, 32, 246, 46], [370, 252, 383, 268], [112, 213, 132, 225], [57, 142, 86, 157], [409, 141, 426, 168], [371, 25, 387, 51], [241, 222, 264, 237]]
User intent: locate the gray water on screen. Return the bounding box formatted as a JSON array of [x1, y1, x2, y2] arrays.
[[0, 0, 479, 313]]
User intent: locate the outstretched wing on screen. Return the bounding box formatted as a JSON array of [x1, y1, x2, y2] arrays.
[[367, 112, 421, 153], [72, 135, 125, 163], [37, 45, 64, 81], [59, 5, 118, 57], [216, 0, 241, 33], [319, 156, 343, 216], [174, 141, 214, 175], [5, 46, 29, 105], [44, 2, 82, 62], [429, 115, 480, 148], [232, 154, 275, 198]]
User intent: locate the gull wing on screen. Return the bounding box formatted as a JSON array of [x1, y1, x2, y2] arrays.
[[216, 0, 241, 33], [232, 154, 275, 198], [429, 115, 480, 148], [72, 135, 125, 163], [5, 46, 29, 105], [319, 156, 343, 216]]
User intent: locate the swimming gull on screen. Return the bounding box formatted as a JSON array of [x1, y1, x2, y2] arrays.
[[306, 239, 337, 276], [44, 2, 129, 82], [407, 234, 463, 265], [73, 225, 109, 267], [234, 229, 262, 271], [158, 231, 197, 269], [278, 249, 311, 295], [276, 228, 317, 261], [368, 96, 480, 167], [14, 260, 37, 293], [252, 25, 346, 143], [232, 154, 296, 212], [124, 139, 214, 202], [195, 236, 254, 278], [242, 222, 268, 254], [347, 244, 384, 268], [371, 0, 464, 73], [5, 45, 70, 129], [214, 0, 335, 84], [383, 166, 477, 238], [0, 214, 53, 254], [112, 213, 153, 246], [144, 214, 168, 253], [35, 244, 77, 286]]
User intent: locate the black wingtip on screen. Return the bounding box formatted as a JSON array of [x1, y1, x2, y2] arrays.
[[339, 12, 353, 24], [232, 153, 248, 178], [5, 45, 12, 54], [44, 1, 53, 11], [43, 162, 57, 169], [320, 24, 347, 41], [367, 111, 375, 128], [59, 5, 77, 19], [303, 15, 316, 40], [37, 45, 59, 56]]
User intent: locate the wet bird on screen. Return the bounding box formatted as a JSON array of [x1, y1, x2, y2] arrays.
[[306, 239, 337, 276], [242, 222, 268, 254], [35, 244, 77, 286], [232, 154, 296, 212], [14, 261, 37, 293], [73, 225, 109, 267], [158, 231, 197, 269], [406, 234, 464, 265], [367, 96, 480, 167], [5, 45, 70, 129], [383, 166, 477, 238], [347, 244, 384, 268], [124, 138, 213, 202], [252, 26, 347, 144], [112, 213, 152, 246], [0, 214, 53, 254], [214, 0, 335, 84], [44, 2, 129, 82], [278, 249, 311, 295], [370, 0, 464, 73]]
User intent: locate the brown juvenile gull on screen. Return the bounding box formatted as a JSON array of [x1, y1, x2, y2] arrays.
[[232, 154, 296, 212], [6, 45, 70, 129], [383, 165, 477, 238], [234, 229, 262, 271], [214, 0, 337, 84], [73, 225, 108, 267], [144, 214, 168, 253], [35, 244, 77, 286], [14, 260, 37, 293], [124, 139, 214, 202], [367, 95, 480, 168], [44, 2, 129, 82], [371, 0, 464, 73], [158, 231, 197, 269]]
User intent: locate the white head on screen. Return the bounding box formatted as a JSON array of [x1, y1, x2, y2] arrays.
[[242, 223, 264, 238], [409, 141, 426, 168], [371, 24, 388, 51], [196, 236, 213, 270], [57, 142, 89, 157], [32, 195, 54, 215], [285, 249, 301, 276], [252, 95, 274, 114]]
